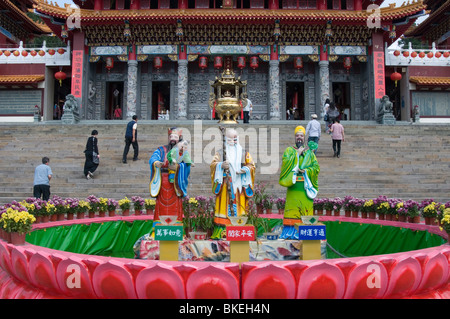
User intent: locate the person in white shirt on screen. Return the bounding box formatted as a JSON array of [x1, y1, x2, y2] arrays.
[[242, 95, 252, 124], [305, 114, 321, 154]]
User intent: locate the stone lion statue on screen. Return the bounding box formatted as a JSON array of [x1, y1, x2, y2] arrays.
[[63, 94, 79, 113]]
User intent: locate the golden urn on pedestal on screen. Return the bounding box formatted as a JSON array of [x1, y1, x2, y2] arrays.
[[209, 68, 247, 124]]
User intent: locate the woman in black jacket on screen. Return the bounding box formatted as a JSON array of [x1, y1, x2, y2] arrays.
[[84, 130, 99, 180]]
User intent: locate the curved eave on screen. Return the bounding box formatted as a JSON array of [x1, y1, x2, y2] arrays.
[[32, 4, 427, 25], [404, 0, 450, 37], [0, 0, 51, 35]]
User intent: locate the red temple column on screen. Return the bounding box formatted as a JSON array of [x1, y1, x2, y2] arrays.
[[178, 0, 187, 9], [130, 0, 140, 9], [354, 0, 362, 11], [318, 0, 326, 10], [270, 44, 278, 61], [269, 0, 279, 10], [94, 0, 102, 10]]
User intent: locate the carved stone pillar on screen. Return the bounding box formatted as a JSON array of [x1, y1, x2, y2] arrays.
[[319, 60, 330, 112], [269, 60, 281, 120], [126, 59, 138, 119], [177, 59, 188, 119]]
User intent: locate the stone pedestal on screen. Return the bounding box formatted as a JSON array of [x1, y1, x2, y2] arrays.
[[381, 113, 396, 125], [61, 110, 80, 124]]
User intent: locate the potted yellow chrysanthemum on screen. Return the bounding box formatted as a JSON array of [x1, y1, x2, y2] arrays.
[[0, 208, 36, 245], [145, 198, 156, 215], [119, 197, 131, 216]]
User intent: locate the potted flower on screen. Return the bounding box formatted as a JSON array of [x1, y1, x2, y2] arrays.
[[131, 196, 145, 215], [45, 201, 57, 222], [262, 196, 274, 214], [313, 198, 324, 215], [119, 197, 131, 216], [421, 200, 438, 225], [98, 197, 108, 217], [404, 200, 420, 223], [323, 198, 334, 216], [76, 200, 90, 219], [144, 198, 156, 215], [107, 199, 118, 217], [332, 197, 344, 216], [376, 201, 390, 220], [50, 195, 68, 221], [0, 207, 36, 245], [275, 198, 286, 215], [362, 199, 376, 219], [86, 195, 100, 218], [253, 182, 268, 215], [65, 197, 79, 220], [343, 196, 360, 218], [440, 208, 450, 241]]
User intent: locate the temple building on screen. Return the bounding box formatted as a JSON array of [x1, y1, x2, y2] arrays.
[[387, 0, 450, 123], [1, 0, 443, 122]]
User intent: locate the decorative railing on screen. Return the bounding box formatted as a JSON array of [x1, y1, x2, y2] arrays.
[[0, 41, 71, 66], [385, 42, 450, 66]]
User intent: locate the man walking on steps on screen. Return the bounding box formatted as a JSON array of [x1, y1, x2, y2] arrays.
[[122, 115, 139, 163]]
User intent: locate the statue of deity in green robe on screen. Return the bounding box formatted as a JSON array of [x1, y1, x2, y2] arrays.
[[279, 125, 320, 239]]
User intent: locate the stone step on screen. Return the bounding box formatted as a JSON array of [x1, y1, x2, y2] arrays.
[[0, 122, 449, 206]]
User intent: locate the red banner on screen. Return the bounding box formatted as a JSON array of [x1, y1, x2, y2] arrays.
[[373, 51, 385, 99], [71, 50, 83, 98], [226, 226, 255, 241]]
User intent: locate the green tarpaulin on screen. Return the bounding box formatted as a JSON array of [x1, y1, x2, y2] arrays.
[[26, 220, 446, 259]]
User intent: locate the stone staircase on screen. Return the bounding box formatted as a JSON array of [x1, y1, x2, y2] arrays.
[[0, 121, 449, 206]]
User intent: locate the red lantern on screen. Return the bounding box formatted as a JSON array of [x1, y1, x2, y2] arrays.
[[21, 50, 28, 57], [13, 50, 20, 57], [237, 56, 246, 69], [48, 49, 55, 56], [293, 56, 303, 69], [443, 52, 450, 58], [154, 56, 163, 70], [393, 50, 401, 57], [30, 50, 37, 57], [411, 51, 417, 58], [199, 56, 208, 70], [54, 70, 67, 87], [38, 50, 45, 56], [0, 51, 2, 56], [214, 56, 223, 69], [3, 50, 10, 57], [419, 52, 425, 58], [250, 56, 259, 70], [435, 52, 442, 58], [427, 52, 434, 58], [403, 51, 409, 58], [390, 71, 402, 87], [343, 57, 352, 72], [57, 48, 65, 55]]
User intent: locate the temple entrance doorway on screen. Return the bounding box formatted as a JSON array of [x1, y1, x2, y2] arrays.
[[106, 82, 124, 120], [332, 82, 351, 120], [286, 82, 305, 120], [151, 81, 171, 120]]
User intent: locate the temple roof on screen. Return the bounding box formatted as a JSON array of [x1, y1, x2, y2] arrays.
[[0, 0, 51, 35], [0, 74, 45, 84], [410, 76, 450, 86], [404, 0, 450, 38], [32, 0, 427, 24]]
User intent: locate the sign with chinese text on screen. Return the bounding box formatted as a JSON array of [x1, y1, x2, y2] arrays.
[[298, 225, 326, 240], [373, 51, 385, 99], [226, 226, 255, 241], [71, 50, 84, 98], [155, 225, 183, 241]]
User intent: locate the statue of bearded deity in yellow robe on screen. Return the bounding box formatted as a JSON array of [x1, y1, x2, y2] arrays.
[[210, 128, 255, 239]]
